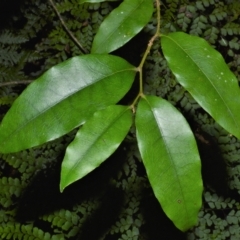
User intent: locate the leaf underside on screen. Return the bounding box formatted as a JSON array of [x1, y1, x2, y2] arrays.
[[60, 105, 133, 191], [135, 95, 203, 231], [161, 32, 240, 139], [0, 54, 136, 153]]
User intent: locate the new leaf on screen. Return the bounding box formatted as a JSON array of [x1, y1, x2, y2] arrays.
[[135, 95, 203, 231], [60, 105, 132, 191], [0, 54, 136, 153], [91, 0, 153, 54], [161, 32, 240, 139]]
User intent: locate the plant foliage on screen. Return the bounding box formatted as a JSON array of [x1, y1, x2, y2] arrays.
[[0, 0, 204, 231], [136, 95, 202, 231], [0, 0, 240, 239], [91, 0, 153, 53]]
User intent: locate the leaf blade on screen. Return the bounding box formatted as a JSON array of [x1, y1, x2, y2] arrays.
[[161, 32, 240, 139], [0, 54, 136, 153], [60, 105, 132, 191], [135, 95, 203, 231], [91, 0, 153, 53]]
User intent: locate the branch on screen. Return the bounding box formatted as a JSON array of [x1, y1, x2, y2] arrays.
[[0, 80, 33, 87], [48, 0, 88, 54], [130, 0, 161, 111]]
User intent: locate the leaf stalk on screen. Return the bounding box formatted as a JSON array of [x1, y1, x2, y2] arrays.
[[131, 0, 161, 112]]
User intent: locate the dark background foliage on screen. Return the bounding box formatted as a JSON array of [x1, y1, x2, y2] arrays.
[[0, 0, 240, 239]]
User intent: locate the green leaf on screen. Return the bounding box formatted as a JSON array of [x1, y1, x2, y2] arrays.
[[60, 105, 132, 191], [91, 0, 153, 53], [161, 32, 240, 139], [0, 55, 136, 153], [135, 95, 203, 231]]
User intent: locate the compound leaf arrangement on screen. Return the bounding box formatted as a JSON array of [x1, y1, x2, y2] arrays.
[[0, 0, 239, 232]]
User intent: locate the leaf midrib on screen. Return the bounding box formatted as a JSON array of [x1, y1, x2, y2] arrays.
[[146, 99, 191, 224]]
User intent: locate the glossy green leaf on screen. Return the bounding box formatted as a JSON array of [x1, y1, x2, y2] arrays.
[[60, 105, 132, 191], [0, 55, 136, 153], [161, 32, 240, 139], [91, 0, 153, 53], [135, 95, 203, 231]]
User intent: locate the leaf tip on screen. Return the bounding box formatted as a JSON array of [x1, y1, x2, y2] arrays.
[[59, 181, 66, 193]]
